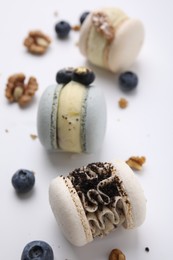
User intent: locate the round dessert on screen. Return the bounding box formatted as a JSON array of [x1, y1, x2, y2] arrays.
[[78, 7, 145, 73], [49, 160, 146, 246], [37, 67, 107, 153]]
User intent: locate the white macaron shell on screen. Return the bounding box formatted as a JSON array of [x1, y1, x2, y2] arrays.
[[113, 160, 146, 229], [37, 85, 56, 150], [85, 85, 107, 153], [108, 19, 145, 72], [49, 176, 93, 246]]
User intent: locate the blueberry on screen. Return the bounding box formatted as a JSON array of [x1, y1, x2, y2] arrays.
[[72, 67, 95, 85], [55, 21, 71, 38], [119, 71, 138, 91], [56, 67, 74, 84], [80, 11, 90, 24], [21, 240, 54, 260], [11, 169, 35, 193]]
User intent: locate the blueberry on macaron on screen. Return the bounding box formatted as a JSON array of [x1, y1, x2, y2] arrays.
[[21, 240, 54, 260], [72, 67, 95, 85], [11, 169, 35, 193], [55, 21, 71, 38], [56, 67, 74, 84], [119, 71, 138, 91]]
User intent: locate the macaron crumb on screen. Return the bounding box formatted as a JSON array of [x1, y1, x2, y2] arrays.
[[30, 134, 38, 140], [126, 156, 146, 171], [118, 98, 128, 109]]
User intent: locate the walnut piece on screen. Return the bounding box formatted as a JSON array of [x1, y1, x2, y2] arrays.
[[126, 156, 146, 171], [24, 30, 51, 55], [71, 25, 81, 31], [5, 73, 38, 106], [109, 249, 126, 260], [92, 12, 114, 41], [118, 98, 128, 108]]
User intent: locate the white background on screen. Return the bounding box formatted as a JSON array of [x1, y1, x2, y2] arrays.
[[0, 0, 173, 259]]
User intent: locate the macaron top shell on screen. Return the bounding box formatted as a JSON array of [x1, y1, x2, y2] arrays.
[[49, 176, 93, 246], [108, 19, 145, 72], [37, 84, 62, 150]]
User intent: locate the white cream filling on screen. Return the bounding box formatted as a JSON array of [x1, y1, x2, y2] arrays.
[[57, 81, 87, 153], [87, 8, 128, 68]]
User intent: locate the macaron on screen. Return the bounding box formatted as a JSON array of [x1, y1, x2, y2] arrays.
[[49, 160, 146, 246], [37, 67, 107, 153], [78, 7, 145, 73]]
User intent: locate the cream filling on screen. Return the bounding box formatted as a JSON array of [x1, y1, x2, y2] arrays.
[[69, 162, 130, 238], [87, 8, 128, 68], [57, 81, 87, 153]]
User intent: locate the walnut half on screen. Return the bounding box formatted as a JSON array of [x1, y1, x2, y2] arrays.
[[109, 248, 126, 260], [5, 73, 38, 106], [24, 30, 51, 55], [126, 156, 146, 171]]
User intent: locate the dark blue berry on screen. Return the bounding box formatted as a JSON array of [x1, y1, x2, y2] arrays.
[[72, 67, 95, 85], [21, 240, 54, 260], [55, 21, 71, 38], [11, 169, 35, 193], [119, 71, 138, 91], [56, 68, 74, 84], [80, 11, 90, 24]]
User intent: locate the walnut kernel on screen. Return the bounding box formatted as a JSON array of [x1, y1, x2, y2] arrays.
[[5, 73, 38, 106], [24, 30, 51, 55], [109, 249, 126, 260], [92, 12, 114, 41], [126, 156, 146, 171]]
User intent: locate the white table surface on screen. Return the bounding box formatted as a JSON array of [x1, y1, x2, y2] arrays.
[[0, 0, 173, 259]]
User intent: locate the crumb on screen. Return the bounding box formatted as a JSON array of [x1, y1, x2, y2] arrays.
[[71, 25, 81, 31], [5, 129, 9, 133], [54, 11, 58, 17], [145, 247, 150, 252], [5, 73, 38, 106], [126, 156, 146, 171], [118, 98, 128, 108], [109, 248, 126, 260], [30, 134, 38, 140]]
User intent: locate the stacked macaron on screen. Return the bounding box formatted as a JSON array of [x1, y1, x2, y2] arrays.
[[78, 7, 145, 73], [37, 67, 107, 153], [49, 160, 146, 246]]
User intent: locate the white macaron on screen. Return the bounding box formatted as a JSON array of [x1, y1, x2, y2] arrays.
[[78, 7, 145, 73], [37, 67, 107, 153], [49, 160, 146, 246]]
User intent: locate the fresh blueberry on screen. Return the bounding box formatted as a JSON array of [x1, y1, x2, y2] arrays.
[[56, 67, 74, 84], [119, 71, 138, 91], [72, 67, 95, 85], [80, 11, 90, 24], [11, 169, 35, 193], [55, 21, 71, 38], [21, 240, 54, 260]]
